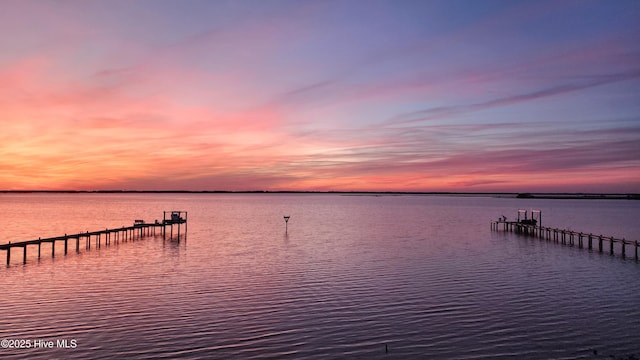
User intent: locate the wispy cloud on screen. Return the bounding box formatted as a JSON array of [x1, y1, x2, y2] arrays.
[[388, 69, 640, 126]]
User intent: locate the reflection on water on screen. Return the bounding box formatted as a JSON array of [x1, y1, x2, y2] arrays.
[[0, 193, 639, 359]]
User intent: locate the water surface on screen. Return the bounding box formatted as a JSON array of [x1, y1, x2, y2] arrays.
[[1, 194, 639, 359]]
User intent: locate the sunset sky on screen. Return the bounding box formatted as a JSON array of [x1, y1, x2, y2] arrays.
[[1, 0, 639, 192]]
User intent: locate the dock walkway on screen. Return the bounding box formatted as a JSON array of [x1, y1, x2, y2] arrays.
[[1, 211, 187, 266], [491, 220, 638, 260]]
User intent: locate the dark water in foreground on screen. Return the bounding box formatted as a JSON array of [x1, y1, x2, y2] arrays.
[[1, 194, 639, 359]]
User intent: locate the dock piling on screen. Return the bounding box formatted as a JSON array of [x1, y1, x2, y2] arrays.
[[609, 236, 613, 255], [598, 235, 602, 252]]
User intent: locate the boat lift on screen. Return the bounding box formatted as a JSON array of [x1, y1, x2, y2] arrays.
[[517, 209, 541, 226]]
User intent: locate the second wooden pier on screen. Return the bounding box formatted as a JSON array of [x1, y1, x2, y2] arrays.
[[0, 211, 187, 266], [491, 209, 638, 260]]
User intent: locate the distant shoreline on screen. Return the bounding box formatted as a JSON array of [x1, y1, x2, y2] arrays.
[[0, 190, 637, 200]]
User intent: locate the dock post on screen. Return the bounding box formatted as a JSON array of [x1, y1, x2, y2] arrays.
[[77, 236, 80, 253], [52, 240, 55, 258], [597, 235, 602, 252], [38, 238, 41, 258], [609, 236, 613, 255], [6, 243, 10, 265], [578, 233, 582, 248], [64, 236, 68, 255], [635, 241, 638, 261], [23, 245, 27, 264], [569, 232, 573, 246], [621, 239, 625, 258]]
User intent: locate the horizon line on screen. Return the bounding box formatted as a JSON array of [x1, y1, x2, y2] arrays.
[[0, 190, 638, 197]]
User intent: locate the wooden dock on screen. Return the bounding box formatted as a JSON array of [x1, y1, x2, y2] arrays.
[[491, 220, 639, 260], [0, 211, 187, 266]]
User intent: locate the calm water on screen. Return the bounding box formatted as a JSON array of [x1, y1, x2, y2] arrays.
[[1, 193, 639, 359]]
